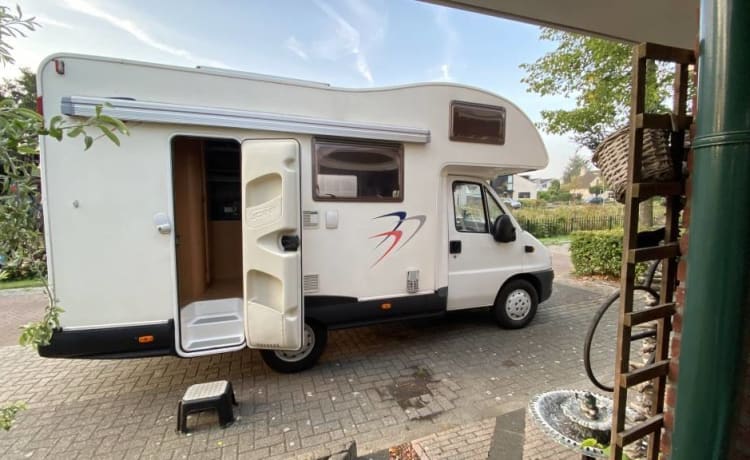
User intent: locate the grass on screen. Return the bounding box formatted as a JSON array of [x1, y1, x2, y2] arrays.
[[0, 278, 44, 290], [538, 235, 572, 246]]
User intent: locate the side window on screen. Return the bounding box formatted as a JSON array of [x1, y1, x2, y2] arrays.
[[450, 101, 506, 145], [453, 182, 488, 233], [313, 138, 403, 202], [485, 187, 505, 226]]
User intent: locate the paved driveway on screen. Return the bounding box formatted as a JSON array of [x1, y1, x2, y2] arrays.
[[0, 288, 46, 347], [0, 274, 617, 460]]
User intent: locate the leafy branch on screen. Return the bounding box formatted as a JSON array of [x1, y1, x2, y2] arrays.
[[520, 28, 674, 151], [581, 438, 632, 460], [0, 5, 38, 66], [43, 103, 130, 149]]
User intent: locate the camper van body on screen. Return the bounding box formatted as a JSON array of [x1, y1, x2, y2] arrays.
[[37, 54, 553, 371]]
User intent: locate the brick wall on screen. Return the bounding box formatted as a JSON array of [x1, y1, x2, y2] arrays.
[[659, 55, 697, 458], [659, 144, 691, 458]]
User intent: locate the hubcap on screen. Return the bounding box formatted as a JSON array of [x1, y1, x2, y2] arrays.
[[275, 324, 315, 362], [505, 289, 532, 320]]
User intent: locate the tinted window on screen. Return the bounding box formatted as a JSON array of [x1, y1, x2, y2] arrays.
[[313, 138, 403, 202], [450, 101, 506, 145]]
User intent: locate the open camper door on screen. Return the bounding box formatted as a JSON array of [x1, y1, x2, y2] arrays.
[[241, 139, 303, 351]]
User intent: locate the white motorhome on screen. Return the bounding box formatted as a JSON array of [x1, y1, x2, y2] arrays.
[[37, 54, 553, 372]]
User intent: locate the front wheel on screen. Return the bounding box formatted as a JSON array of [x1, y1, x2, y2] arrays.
[[259, 322, 327, 373], [493, 279, 539, 329]]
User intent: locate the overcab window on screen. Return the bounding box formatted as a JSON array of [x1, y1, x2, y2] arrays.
[[450, 101, 506, 145], [313, 138, 403, 201]]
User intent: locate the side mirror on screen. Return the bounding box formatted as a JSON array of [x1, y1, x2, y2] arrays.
[[492, 215, 516, 243]]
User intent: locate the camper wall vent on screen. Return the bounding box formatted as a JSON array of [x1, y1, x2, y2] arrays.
[[303, 274, 320, 293], [303, 211, 319, 228], [406, 270, 419, 294]]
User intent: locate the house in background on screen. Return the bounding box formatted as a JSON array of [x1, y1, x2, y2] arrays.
[[513, 175, 538, 199], [568, 169, 608, 200], [490, 174, 538, 199], [532, 177, 555, 192]]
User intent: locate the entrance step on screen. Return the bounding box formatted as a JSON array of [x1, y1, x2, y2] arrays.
[[180, 298, 244, 351]]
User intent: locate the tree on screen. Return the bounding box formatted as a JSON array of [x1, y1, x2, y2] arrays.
[[562, 152, 589, 185], [521, 29, 672, 226], [0, 70, 42, 281], [589, 184, 604, 196], [520, 28, 673, 151], [549, 179, 561, 193], [0, 67, 35, 110]]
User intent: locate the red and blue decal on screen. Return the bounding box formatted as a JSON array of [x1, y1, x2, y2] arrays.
[[370, 212, 426, 267]]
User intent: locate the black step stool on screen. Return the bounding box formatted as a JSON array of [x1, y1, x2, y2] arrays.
[[177, 380, 237, 433]]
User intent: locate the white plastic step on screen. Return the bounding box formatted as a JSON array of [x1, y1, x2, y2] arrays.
[[180, 298, 245, 351]]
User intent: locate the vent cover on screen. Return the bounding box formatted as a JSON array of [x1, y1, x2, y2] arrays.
[[407, 270, 419, 294], [303, 274, 320, 293], [303, 211, 320, 228]]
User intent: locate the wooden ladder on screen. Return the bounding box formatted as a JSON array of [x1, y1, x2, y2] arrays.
[[610, 43, 695, 460]]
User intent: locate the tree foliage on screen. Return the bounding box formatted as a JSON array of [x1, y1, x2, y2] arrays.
[[520, 28, 673, 150], [589, 184, 604, 196], [0, 5, 37, 66], [0, 67, 35, 110], [562, 152, 589, 185]]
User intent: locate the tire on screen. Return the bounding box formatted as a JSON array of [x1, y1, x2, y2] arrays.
[[259, 322, 327, 373], [493, 279, 539, 329]]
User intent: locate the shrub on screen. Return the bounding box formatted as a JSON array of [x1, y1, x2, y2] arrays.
[[570, 230, 625, 278], [538, 190, 573, 202], [519, 198, 546, 208]]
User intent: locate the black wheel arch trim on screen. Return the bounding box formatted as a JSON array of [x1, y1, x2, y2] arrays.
[[501, 269, 554, 303]]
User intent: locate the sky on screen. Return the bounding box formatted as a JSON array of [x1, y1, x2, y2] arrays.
[[2, 0, 587, 178]]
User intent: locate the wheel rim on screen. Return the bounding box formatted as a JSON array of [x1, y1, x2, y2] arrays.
[[505, 289, 532, 320], [274, 324, 315, 362]]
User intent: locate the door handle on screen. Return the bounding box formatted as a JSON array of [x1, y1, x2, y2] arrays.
[[281, 235, 300, 251], [153, 212, 172, 235], [449, 240, 462, 254]]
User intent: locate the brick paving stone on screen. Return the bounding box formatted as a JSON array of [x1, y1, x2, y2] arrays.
[[0, 288, 46, 347], [0, 270, 618, 459], [522, 409, 579, 460]]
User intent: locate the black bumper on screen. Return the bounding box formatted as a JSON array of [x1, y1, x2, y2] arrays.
[[530, 268, 554, 302], [38, 320, 174, 359]]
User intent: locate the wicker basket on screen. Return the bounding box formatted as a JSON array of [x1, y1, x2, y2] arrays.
[[592, 127, 673, 203]]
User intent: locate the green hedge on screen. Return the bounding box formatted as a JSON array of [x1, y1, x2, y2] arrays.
[[570, 230, 624, 278]]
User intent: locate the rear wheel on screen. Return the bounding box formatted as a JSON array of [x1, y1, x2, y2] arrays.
[[259, 322, 327, 373], [493, 279, 539, 328]]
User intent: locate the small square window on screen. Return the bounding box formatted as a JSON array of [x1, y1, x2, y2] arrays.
[[450, 101, 506, 145]]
